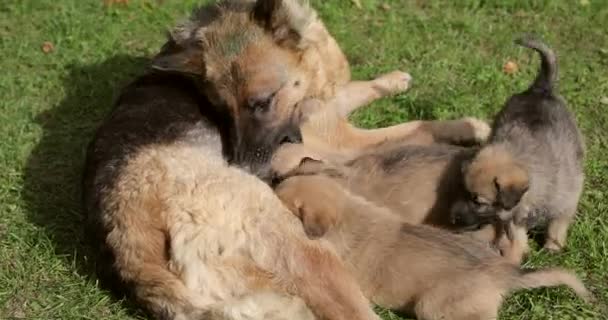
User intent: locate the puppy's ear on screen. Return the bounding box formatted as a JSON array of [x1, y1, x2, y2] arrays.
[[300, 206, 330, 239], [253, 0, 316, 47], [151, 36, 204, 75], [494, 177, 528, 210], [299, 156, 322, 166]]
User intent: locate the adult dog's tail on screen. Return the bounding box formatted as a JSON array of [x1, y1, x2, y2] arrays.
[[515, 35, 557, 93]]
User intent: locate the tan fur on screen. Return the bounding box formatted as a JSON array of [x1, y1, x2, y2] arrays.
[[85, 1, 386, 319], [108, 140, 377, 320], [272, 138, 479, 230], [275, 175, 593, 319], [297, 83, 491, 155], [464, 145, 530, 209], [268, 76, 492, 229]]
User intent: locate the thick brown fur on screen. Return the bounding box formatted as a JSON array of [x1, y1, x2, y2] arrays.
[[83, 1, 385, 319], [460, 36, 585, 252], [275, 174, 593, 320]]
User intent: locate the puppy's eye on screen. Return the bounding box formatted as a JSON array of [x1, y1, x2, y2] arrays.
[[294, 80, 301, 87]]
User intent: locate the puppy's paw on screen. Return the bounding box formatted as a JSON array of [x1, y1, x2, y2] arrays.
[[374, 70, 413, 95], [543, 239, 563, 253], [463, 117, 491, 143]]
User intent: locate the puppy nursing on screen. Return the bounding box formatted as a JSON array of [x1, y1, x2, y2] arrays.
[[275, 174, 592, 320], [460, 37, 585, 252]]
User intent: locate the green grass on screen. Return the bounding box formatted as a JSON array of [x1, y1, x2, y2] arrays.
[[0, 0, 607, 319]]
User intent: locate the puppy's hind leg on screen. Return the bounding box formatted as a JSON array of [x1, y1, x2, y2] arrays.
[[415, 282, 501, 320], [499, 221, 530, 265], [544, 211, 576, 252], [258, 226, 378, 320]]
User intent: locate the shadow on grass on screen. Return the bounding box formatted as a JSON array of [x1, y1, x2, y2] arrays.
[[21, 55, 149, 314]]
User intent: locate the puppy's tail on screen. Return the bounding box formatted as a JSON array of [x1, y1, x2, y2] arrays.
[[515, 35, 557, 93], [509, 267, 594, 303]]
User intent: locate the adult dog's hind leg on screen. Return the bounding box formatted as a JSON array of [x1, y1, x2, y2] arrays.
[[344, 117, 490, 149], [544, 211, 575, 252], [105, 224, 209, 320]]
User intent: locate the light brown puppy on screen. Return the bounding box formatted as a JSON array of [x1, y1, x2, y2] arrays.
[[275, 174, 593, 320], [459, 37, 585, 253], [273, 142, 480, 230]]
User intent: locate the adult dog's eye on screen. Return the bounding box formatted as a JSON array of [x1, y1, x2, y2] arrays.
[[472, 197, 482, 206], [247, 93, 275, 112]]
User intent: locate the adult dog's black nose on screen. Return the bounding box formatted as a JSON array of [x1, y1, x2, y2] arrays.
[[279, 129, 303, 145]]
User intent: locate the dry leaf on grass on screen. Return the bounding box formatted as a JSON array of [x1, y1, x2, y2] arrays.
[[380, 3, 391, 11], [41, 41, 54, 53], [503, 60, 518, 74], [351, 0, 362, 9]]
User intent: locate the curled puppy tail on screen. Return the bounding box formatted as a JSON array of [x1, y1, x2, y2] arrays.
[[515, 35, 557, 93], [510, 267, 593, 303]]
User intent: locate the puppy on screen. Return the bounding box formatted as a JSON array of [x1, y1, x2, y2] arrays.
[[459, 36, 585, 252], [275, 174, 593, 320], [272, 142, 485, 230]]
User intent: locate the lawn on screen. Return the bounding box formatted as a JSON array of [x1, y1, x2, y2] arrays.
[[0, 0, 607, 319]]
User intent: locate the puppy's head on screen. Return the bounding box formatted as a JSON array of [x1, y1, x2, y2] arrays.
[[275, 175, 345, 239], [457, 145, 529, 222], [151, 1, 348, 174]]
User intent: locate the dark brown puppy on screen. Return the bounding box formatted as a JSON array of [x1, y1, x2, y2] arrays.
[[275, 174, 593, 320], [459, 36, 585, 252]]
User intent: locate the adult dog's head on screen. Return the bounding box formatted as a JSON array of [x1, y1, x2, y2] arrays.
[[151, 0, 350, 176]]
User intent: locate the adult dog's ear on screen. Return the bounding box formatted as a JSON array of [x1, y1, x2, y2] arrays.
[[151, 36, 204, 76], [494, 177, 528, 210], [252, 0, 316, 48]]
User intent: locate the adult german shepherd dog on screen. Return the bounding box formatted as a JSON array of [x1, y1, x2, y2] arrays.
[[82, 1, 387, 319]]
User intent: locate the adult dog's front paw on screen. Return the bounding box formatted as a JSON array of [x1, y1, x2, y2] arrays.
[[463, 117, 491, 143], [374, 70, 413, 95]]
